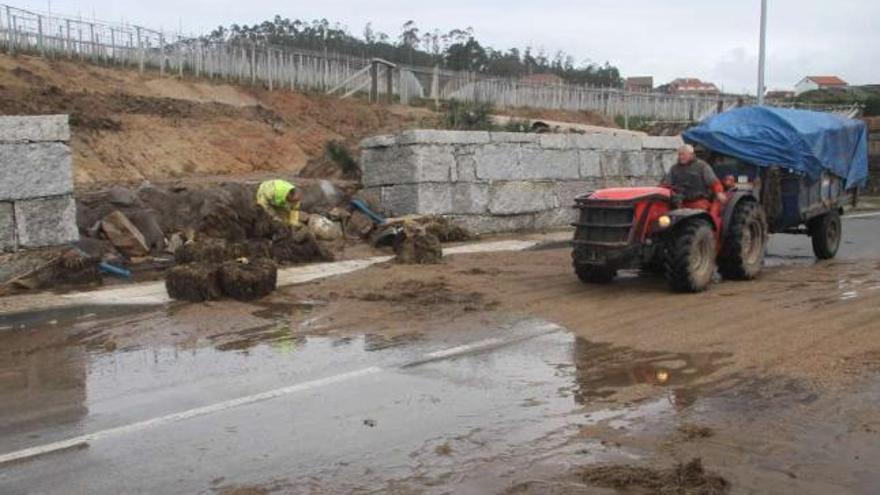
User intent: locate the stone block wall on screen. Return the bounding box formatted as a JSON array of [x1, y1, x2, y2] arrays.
[[361, 130, 682, 233], [0, 115, 78, 251]]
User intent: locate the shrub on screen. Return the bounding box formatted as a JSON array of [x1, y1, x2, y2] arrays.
[[444, 100, 495, 130], [325, 140, 360, 179]]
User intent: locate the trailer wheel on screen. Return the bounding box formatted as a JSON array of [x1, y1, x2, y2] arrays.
[[719, 201, 768, 280], [665, 219, 716, 293], [809, 210, 841, 260], [574, 263, 616, 284]]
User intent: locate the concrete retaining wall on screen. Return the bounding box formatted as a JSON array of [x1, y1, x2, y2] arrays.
[[361, 130, 682, 233], [0, 115, 78, 251]]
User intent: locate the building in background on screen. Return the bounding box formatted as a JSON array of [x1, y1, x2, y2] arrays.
[[624, 76, 654, 92], [661, 78, 720, 96], [794, 76, 848, 96]]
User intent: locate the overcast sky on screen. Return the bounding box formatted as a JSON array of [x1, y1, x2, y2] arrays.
[[15, 0, 880, 93]]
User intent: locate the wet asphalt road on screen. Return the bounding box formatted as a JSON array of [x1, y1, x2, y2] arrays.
[[0, 212, 879, 494]]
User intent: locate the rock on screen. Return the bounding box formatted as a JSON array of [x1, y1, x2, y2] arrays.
[[346, 210, 375, 238], [308, 215, 343, 241], [106, 186, 143, 207], [166, 233, 184, 255], [125, 209, 165, 252], [327, 207, 351, 222], [100, 210, 150, 258], [271, 229, 334, 264]]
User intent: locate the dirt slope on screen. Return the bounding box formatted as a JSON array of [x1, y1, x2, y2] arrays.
[[0, 54, 438, 186]]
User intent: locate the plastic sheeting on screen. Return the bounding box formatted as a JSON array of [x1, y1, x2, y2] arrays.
[[683, 106, 868, 189]]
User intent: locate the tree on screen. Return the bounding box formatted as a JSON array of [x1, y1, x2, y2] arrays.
[[399, 20, 420, 64], [363, 22, 375, 44], [444, 37, 488, 72], [204, 15, 624, 87]]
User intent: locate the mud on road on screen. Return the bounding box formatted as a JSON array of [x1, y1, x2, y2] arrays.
[[276, 233, 880, 493], [1, 219, 880, 493]]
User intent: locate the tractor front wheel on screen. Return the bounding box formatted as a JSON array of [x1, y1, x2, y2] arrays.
[[809, 210, 842, 260], [664, 219, 716, 293], [719, 201, 768, 280], [574, 263, 617, 284]]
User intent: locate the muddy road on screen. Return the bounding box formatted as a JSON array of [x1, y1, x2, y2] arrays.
[[1, 213, 880, 494]]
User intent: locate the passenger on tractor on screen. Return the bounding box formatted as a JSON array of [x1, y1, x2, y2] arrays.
[[661, 145, 728, 211]]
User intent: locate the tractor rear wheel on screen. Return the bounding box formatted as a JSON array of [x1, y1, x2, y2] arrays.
[[809, 210, 842, 260], [664, 219, 716, 293], [574, 263, 616, 284], [719, 201, 768, 280]]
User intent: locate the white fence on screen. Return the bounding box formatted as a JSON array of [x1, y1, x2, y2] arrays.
[[0, 3, 753, 121]]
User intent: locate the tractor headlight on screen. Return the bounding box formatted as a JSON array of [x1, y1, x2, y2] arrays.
[[657, 215, 672, 229]]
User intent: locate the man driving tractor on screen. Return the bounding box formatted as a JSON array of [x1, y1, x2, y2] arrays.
[[661, 144, 727, 209]]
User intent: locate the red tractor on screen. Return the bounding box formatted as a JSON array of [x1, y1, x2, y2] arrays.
[[571, 106, 868, 292], [571, 183, 769, 292]]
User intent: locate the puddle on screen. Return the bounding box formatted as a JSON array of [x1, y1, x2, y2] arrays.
[[0, 304, 156, 331], [567, 338, 731, 404], [0, 309, 736, 494], [248, 301, 321, 322]]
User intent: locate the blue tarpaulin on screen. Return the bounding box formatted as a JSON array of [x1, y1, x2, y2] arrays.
[[683, 106, 868, 189]]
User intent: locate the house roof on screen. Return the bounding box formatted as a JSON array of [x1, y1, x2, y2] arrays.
[[805, 76, 848, 86], [668, 77, 720, 93]]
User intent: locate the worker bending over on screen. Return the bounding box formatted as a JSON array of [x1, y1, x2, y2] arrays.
[[661, 144, 727, 209], [256, 179, 302, 227]]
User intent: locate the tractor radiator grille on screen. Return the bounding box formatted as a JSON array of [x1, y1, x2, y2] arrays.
[[574, 206, 635, 244]]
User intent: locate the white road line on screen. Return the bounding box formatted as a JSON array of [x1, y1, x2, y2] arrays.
[[445, 240, 540, 255], [0, 324, 562, 466], [845, 211, 880, 219], [423, 337, 504, 359], [0, 366, 383, 466]]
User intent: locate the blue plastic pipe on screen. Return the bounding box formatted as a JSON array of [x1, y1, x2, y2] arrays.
[[349, 198, 387, 225]]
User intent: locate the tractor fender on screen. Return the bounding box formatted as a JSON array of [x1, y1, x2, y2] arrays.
[[666, 208, 717, 231], [721, 191, 758, 237]]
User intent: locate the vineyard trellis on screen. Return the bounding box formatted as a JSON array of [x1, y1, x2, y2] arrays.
[[0, 3, 852, 122]]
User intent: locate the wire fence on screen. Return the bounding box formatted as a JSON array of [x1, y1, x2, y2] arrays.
[[0, 3, 857, 122]]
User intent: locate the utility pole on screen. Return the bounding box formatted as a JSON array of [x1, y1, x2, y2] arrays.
[[757, 0, 768, 105]]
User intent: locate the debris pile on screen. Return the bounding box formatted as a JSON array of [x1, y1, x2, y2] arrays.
[[165, 262, 223, 302], [579, 458, 729, 495], [75, 182, 339, 269], [0, 247, 101, 295], [165, 258, 278, 303], [218, 258, 278, 301], [2, 178, 476, 296], [393, 224, 443, 264], [421, 216, 474, 243]]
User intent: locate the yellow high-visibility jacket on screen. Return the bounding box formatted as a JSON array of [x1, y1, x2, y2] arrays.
[[256, 179, 301, 226]]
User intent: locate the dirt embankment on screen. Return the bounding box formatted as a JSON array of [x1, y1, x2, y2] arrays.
[[0, 54, 439, 186]]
